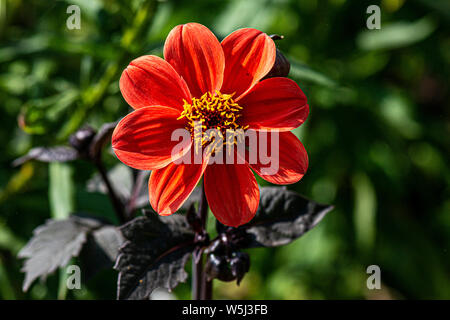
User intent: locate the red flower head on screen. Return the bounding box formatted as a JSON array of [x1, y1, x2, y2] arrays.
[[112, 23, 309, 227]]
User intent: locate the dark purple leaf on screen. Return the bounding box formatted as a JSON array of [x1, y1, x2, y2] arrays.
[[114, 213, 195, 300], [238, 187, 333, 248], [18, 215, 106, 291], [80, 225, 124, 281], [12, 146, 79, 166]]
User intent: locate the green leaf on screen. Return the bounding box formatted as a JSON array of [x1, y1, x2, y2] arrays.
[[20, 90, 79, 135], [413, 0, 450, 21], [289, 58, 337, 88], [214, 0, 275, 37], [357, 16, 437, 51], [379, 90, 422, 139], [0, 257, 16, 300], [0, 220, 25, 254], [49, 162, 75, 220], [353, 172, 377, 252]]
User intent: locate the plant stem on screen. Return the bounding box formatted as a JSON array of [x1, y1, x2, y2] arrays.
[[125, 170, 146, 219], [201, 271, 213, 300], [95, 160, 127, 224], [192, 248, 203, 300], [192, 180, 213, 300]]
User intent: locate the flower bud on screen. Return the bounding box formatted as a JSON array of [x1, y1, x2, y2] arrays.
[[264, 48, 290, 79], [207, 238, 227, 256], [204, 253, 235, 282], [230, 251, 250, 285], [69, 126, 96, 153]]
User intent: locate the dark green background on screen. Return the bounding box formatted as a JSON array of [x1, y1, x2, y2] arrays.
[[0, 0, 449, 299]]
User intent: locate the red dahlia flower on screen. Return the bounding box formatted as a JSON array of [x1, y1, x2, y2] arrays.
[[112, 23, 309, 227]]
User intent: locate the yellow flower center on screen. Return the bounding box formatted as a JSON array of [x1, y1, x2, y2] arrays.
[[178, 91, 248, 153]]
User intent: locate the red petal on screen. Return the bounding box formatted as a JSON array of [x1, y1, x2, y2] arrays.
[[119, 55, 191, 110], [240, 131, 308, 185], [204, 162, 260, 227], [164, 23, 225, 98], [149, 155, 208, 216], [238, 77, 309, 131], [112, 106, 190, 170], [221, 28, 275, 98]]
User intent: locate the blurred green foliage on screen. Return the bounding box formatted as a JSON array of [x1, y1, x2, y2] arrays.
[[0, 0, 449, 299]]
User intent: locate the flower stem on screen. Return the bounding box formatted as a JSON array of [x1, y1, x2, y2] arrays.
[[201, 271, 213, 300], [125, 169, 146, 219], [192, 247, 203, 300], [192, 180, 213, 300], [95, 160, 127, 224]]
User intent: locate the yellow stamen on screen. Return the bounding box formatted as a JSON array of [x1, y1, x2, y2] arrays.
[[178, 91, 247, 152]]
